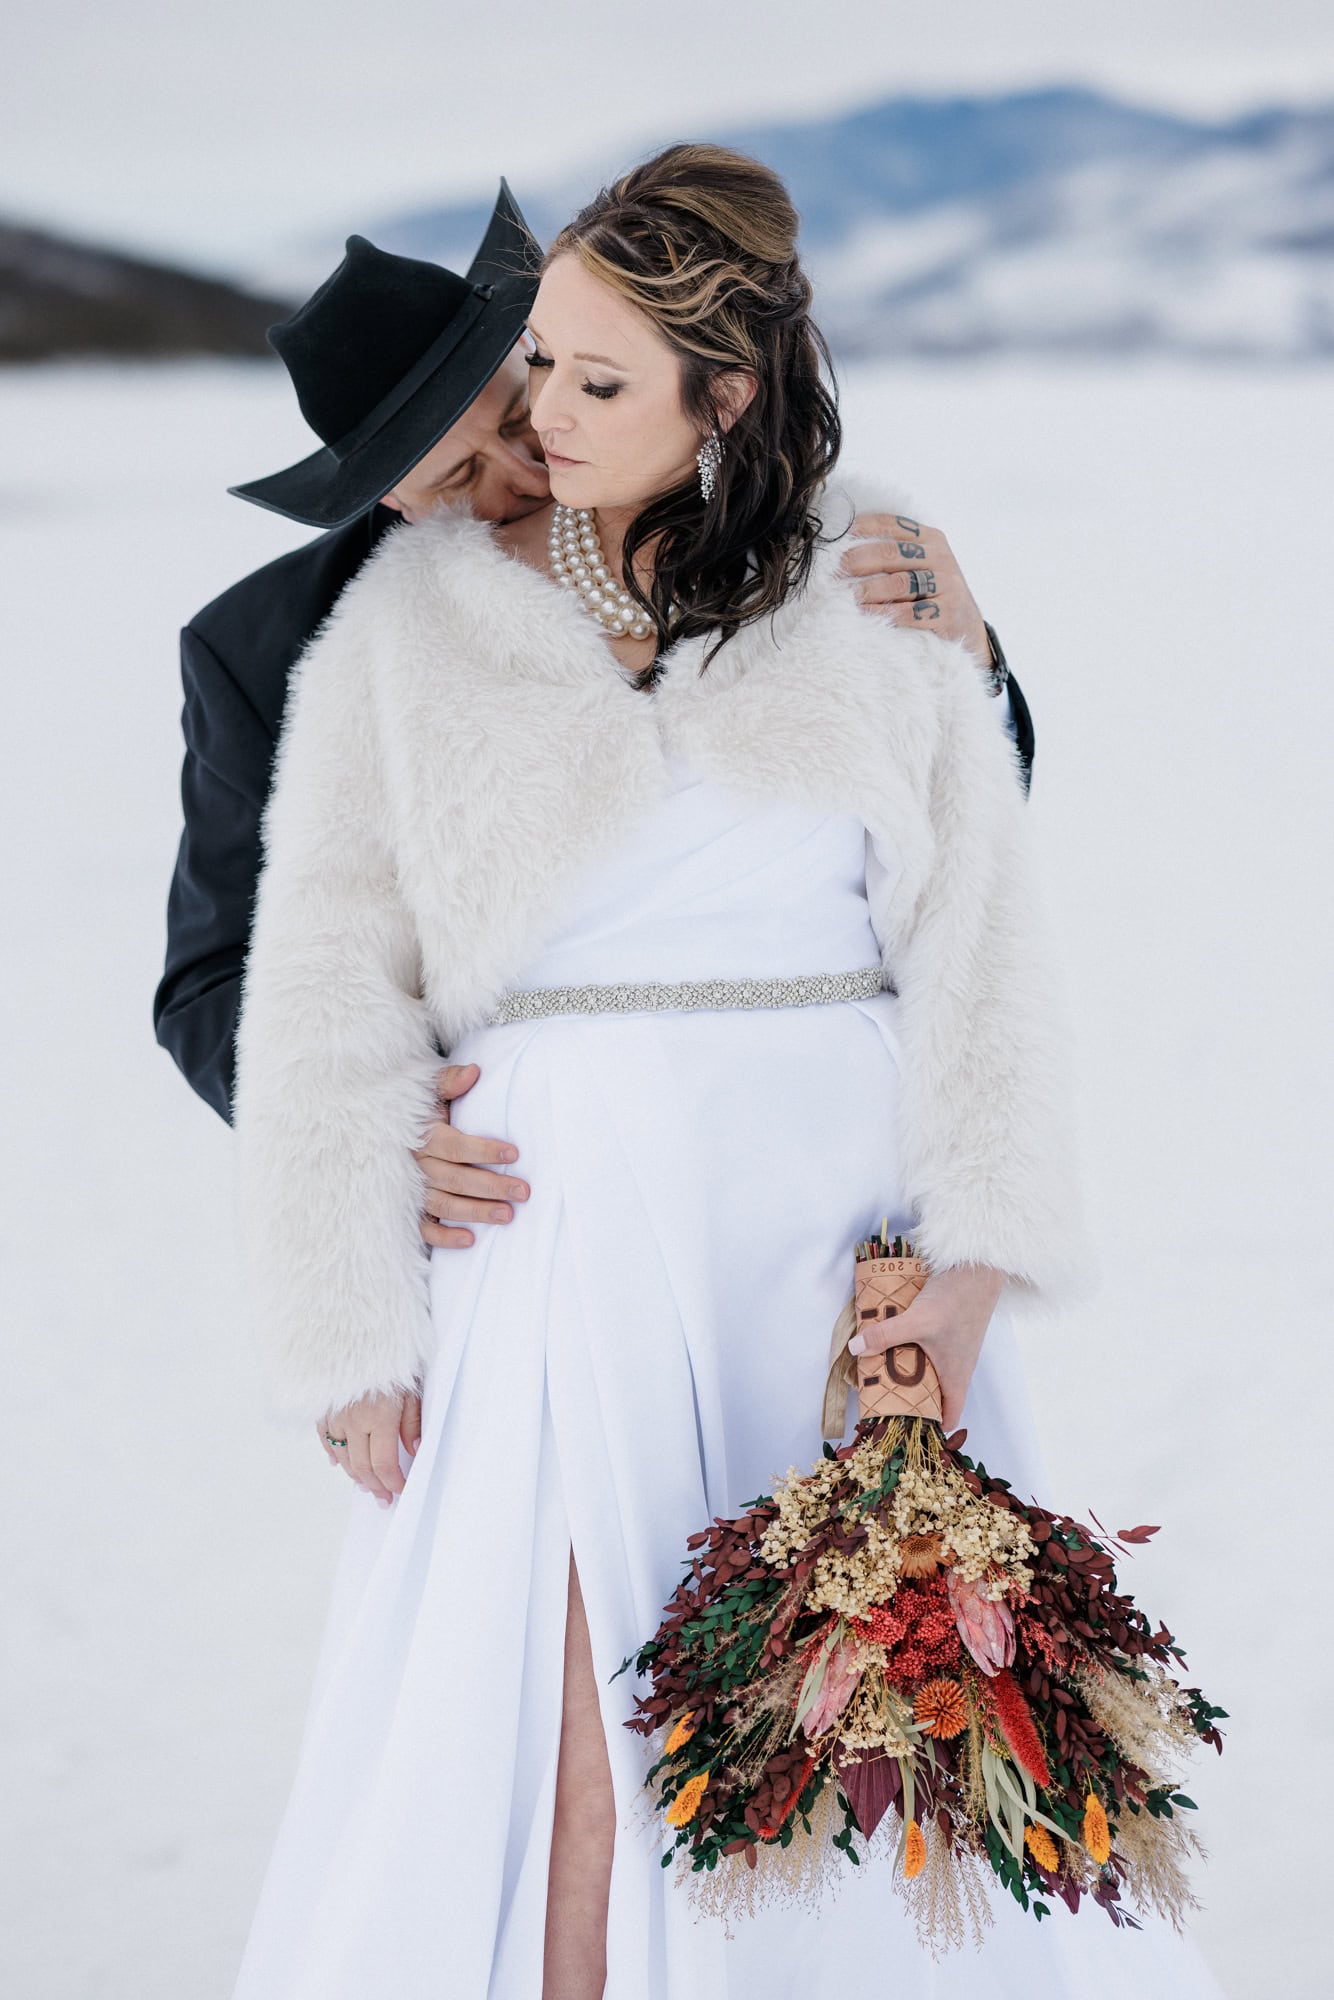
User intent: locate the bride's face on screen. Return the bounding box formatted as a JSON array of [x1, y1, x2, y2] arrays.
[[523, 252, 706, 515]]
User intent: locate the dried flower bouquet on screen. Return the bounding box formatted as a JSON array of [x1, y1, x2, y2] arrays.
[[613, 1229, 1226, 1956]]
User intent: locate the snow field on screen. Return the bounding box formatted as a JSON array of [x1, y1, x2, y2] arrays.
[[1, 356, 1329, 1997]]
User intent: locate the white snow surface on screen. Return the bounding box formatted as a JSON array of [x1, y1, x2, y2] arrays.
[[2, 356, 1330, 1997]]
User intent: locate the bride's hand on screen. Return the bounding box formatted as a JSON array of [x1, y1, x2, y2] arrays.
[[315, 1385, 422, 1503], [847, 1264, 1005, 1432]]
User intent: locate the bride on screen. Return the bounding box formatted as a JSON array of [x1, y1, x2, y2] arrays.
[[229, 145, 1222, 1999]]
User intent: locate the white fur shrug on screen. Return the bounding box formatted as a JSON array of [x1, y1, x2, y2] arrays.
[[232, 488, 1092, 1421]]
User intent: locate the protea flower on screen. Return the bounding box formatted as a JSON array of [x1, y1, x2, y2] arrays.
[[801, 1634, 863, 1739], [945, 1569, 1015, 1676]]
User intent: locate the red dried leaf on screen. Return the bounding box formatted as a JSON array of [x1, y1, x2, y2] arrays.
[[838, 1748, 900, 1840]]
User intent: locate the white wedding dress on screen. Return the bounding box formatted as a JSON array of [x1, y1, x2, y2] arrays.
[[231, 751, 1226, 1999]]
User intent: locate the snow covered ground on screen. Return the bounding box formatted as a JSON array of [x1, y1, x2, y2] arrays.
[[2, 356, 1329, 1998]]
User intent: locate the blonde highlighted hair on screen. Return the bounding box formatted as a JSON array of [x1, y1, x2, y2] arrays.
[[544, 143, 841, 670]]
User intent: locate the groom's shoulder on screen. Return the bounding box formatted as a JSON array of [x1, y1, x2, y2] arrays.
[[186, 508, 397, 671]]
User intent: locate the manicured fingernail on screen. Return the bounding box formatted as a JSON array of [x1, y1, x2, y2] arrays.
[[375, 1494, 391, 1509], [848, 1335, 865, 1355], [408, 1437, 420, 1455], [503, 1146, 518, 1161]]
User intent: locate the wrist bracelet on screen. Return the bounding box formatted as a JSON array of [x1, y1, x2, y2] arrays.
[[981, 620, 1010, 698]]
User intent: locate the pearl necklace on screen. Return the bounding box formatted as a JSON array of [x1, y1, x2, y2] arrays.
[[548, 504, 654, 641]]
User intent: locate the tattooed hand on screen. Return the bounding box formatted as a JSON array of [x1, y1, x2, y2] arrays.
[[840, 511, 991, 663]]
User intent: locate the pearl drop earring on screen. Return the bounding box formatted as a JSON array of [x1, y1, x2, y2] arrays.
[[697, 431, 722, 502]]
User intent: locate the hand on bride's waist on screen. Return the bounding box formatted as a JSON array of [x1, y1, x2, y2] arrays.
[[413, 1060, 530, 1249], [847, 1264, 1005, 1432]]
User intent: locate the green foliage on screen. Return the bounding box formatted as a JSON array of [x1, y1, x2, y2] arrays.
[[983, 1823, 1033, 1910], [852, 1444, 906, 1518], [1183, 1686, 1229, 1734], [1142, 1784, 1199, 1820], [827, 1786, 863, 1866], [610, 1636, 662, 1683]]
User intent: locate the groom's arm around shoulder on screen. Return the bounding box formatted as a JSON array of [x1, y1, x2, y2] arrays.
[[153, 508, 395, 1121], [834, 479, 1036, 792]]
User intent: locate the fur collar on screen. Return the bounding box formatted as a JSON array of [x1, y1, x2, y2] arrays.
[[335, 485, 956, 1044]]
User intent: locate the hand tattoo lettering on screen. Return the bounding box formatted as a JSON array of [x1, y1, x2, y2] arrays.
[[897, 540, 926, 559]]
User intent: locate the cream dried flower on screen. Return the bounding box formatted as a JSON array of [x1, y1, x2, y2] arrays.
[[807, 1515, 904, 1619]]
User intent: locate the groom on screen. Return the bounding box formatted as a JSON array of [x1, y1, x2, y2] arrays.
[[154, 181, 1034, 1248]]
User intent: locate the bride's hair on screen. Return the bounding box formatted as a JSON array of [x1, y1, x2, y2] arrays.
[[544, 143, 841, 669]]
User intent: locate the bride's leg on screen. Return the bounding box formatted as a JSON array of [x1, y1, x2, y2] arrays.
[[543, 1551, 616, 2000]]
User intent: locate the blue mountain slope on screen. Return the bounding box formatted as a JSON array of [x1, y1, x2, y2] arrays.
[[368, 86, 1334, 361]]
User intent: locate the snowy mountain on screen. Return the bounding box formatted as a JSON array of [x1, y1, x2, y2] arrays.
[[0, 222, 291, 361], [370, 86, 1334, 360]]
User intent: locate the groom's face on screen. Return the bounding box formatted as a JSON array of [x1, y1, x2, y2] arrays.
[[378, 348, 550, 526]]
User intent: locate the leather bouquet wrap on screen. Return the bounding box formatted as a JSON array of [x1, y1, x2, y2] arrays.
[[613, 1231, 1227, 1957]]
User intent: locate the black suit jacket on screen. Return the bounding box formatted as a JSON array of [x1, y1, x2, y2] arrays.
[[154, 512, 1036, 1122]]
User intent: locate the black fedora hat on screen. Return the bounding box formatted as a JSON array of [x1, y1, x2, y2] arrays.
[[229, 180, 541, 529]]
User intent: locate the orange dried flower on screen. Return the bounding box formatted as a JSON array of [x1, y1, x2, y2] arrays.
[[1083, 1787, 1112, 1865], [989, 1668, 1051, 1788], [665, 1771, 709, 1828], [913, 1677, 968, 1739], [664, 1710, 697, 1755], [903, 1817, 927, 1878], [1025, 1824, 1059, 1871], [899, 1533, 944, 1579]]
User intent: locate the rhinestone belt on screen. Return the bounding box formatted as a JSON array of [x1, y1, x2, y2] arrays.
[[487, 965, 889, 1026]]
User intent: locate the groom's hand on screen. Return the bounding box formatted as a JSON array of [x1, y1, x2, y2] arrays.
[[841, 511, 990, 663], [414, 1062, 529, 1248]]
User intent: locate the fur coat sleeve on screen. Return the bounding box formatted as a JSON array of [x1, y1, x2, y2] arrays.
[[230, 582, 445, 1423], [861, 619, 1090, 1309], [818, 477, 1092, 1308]]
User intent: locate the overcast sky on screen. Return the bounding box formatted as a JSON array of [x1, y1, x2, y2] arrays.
[[6, 0, 1334, 274]]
